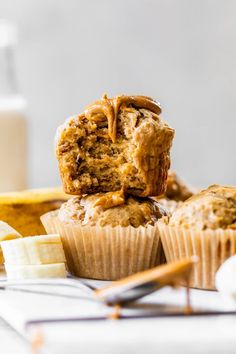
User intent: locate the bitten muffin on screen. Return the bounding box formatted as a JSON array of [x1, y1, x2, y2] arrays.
[[41, 191, 168, 280], [0, 188, 69, 236], [56, 94, 174, 197], [158, 184, 236, 290]]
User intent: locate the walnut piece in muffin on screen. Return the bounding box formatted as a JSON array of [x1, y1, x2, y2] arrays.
[[169, 185, 236, 230], [58, 191, 168, 228], [56, 94, 174, 197]]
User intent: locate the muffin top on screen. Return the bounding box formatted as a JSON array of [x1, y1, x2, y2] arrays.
[[169, 185, 236, 230], [58, 191, 168, 228], [56, 94, 174, 197]]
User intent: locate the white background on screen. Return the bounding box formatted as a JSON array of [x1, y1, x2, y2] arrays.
[[1, 0, 236, 189]]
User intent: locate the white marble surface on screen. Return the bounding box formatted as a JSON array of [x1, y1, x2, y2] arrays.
[[40, 316, 236, 354], [0, 318, 29, 354], [2, 313, 236, 354], [1, 279, 236, 354]]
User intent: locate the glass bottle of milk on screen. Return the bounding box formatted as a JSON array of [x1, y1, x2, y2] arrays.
[[0, 20, 27, 192]]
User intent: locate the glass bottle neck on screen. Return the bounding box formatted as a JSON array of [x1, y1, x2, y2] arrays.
[[0, 45, 18, 96]]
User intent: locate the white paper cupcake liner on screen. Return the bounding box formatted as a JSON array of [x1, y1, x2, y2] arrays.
[[158, 221, 236, 290], [41, 211, 163, 280]]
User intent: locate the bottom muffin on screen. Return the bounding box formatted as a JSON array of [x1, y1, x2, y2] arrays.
[[158, 185, 236, 290], [41, 191, 168, 280]]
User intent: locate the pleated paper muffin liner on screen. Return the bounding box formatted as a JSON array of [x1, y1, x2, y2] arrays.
[[158, 220, 236, 290], [41, 211, 163, 280]]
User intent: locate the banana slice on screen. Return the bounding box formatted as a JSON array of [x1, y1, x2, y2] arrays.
[[5, 263, 67, 280], [0, 221, 22, 264], [1, 234, 66, 265]]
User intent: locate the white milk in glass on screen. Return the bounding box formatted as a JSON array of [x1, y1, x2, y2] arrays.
[[0, 20, 27, 192], [0, 96, 27, 191]]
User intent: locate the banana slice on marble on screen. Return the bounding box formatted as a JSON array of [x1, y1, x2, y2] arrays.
[[5, 263, 67, 280], [1, 234, 66, 265], [0, 221, 22, 264]]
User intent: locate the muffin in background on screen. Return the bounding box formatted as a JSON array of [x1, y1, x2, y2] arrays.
[[165, 170, 194, 202], [153, 170, 195, 214], [56, 94, 174, 197], [158, 185, 236, 290], [41, 192, 168, 280]]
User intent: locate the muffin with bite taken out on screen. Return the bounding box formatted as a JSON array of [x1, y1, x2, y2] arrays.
[[55, 94, 174, 197]]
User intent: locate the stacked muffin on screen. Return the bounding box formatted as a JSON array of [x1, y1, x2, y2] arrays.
[[39, 93, 236, 290], [42, 94, 175, 280]]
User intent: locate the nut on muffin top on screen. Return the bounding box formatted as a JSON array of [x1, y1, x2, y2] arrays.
[[58, 191, 168, 228], [169, 185, 236, 230]]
